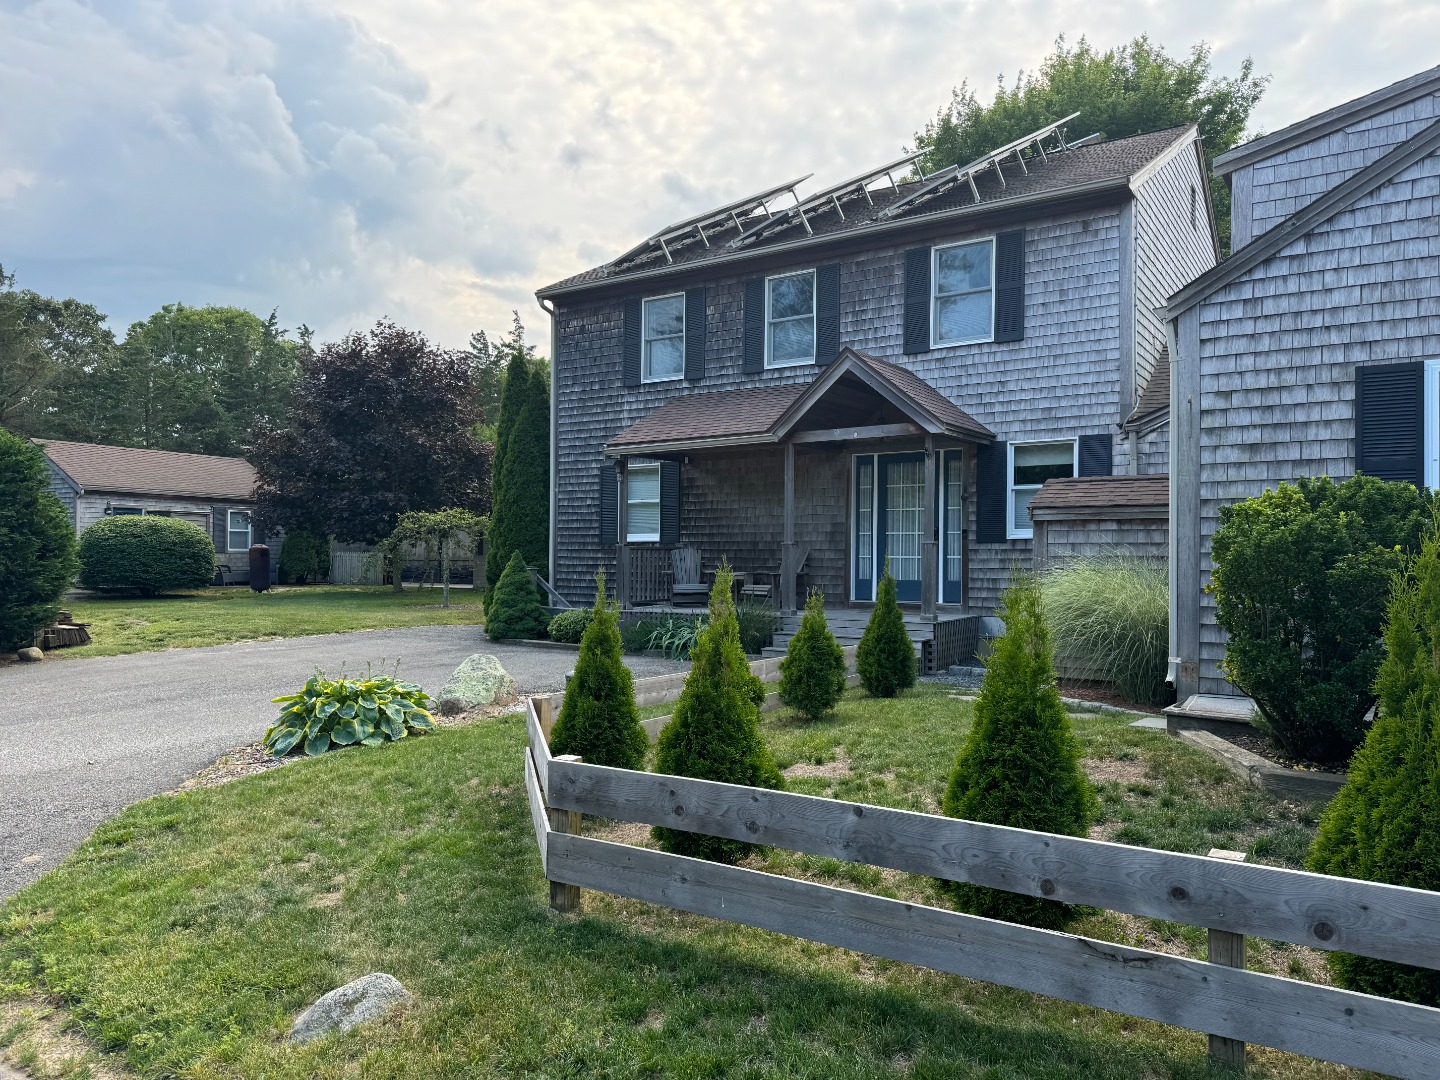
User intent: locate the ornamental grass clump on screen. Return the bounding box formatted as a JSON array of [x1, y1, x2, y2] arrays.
[[856, 562, 915, 698], [779, 589, 846, 721], [264, 669, 435, 757], [1307, 526, 1440, 1005], [550, 574, 647, 770], [485, 550, 548, 641], [944, 573, 1095, 929], [654, 564, 781, 863], [1041, 551, 1170, 707]]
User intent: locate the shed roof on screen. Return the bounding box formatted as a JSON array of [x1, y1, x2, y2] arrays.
[[35, 439, 257, 501], [1028, 474, 1169, 516], [1124, 349, 1170, 430]]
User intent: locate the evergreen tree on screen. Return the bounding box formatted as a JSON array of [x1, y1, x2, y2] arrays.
[[654, 565, 782, 863], [0, 429, 80, 651], [943, 573, 1095, 929], [779, 588, 847, 721], [550, 573, 648, 770], [856, 563, 915, 698], [485, 352, 532, 605], [1307, 529, 1440, 1004], [485, 550, 549, 641]]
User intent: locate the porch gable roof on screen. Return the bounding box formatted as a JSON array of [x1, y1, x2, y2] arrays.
[[605, 347, 993, 456]]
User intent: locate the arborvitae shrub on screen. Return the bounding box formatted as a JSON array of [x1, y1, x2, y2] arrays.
[[943, 573, 1096, 929], [0, 430, 79, 650], [78, 515, 215, 595], [550, 574, 647, 770], [1307, 530, 1440, 1004], [485, 550, 548, 641], [654, 564, 780, 862], [779, 588, 846, 720], [856, 563, 915, 698]]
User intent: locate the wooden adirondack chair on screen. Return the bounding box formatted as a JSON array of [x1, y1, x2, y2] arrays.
[[670, 546, 709, 606], [740, 546, 809, 602]]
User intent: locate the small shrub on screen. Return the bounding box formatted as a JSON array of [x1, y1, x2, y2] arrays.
[[736, 598, 779, 655], [486, 550, 548, 640], [1041, 551, 1170, 707], [856, 563, 915, 698], [0, 430, 80, 651], [547, 607, 594, 644], [779, 589, 846, 721], [654, 565, 781, 863], [550, 574, 647, 770], [620, 617, 661, 654], [278, 528, 330, 584], [648, 614, 706, 660], [78, 515, 215, 595], [263, 670, 435, 756], [1307, 529, 1440, 1004], [944, 573, 1096, 929]]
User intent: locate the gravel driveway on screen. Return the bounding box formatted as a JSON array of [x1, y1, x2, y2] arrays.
[[0, 626, 686, 901]]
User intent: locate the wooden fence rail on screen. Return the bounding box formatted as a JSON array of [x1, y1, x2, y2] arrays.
[[523, 698, 1440, 1078]]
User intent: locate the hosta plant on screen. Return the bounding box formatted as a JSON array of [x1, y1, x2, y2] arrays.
[[264, 671, 436, 756]]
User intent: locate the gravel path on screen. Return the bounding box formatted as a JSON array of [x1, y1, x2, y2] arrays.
[[0, 626, 686, 901]]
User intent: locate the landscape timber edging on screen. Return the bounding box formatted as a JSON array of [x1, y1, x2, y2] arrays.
[[1175, 729, 1347, 803]]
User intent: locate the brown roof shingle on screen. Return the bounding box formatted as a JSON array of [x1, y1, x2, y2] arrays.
[[1028, 474, 1169, 514], [605, 384, 809, 451], [1124, 349, 1169, 429], [854, 352, 995, 441], [36, 440, 257, 501]]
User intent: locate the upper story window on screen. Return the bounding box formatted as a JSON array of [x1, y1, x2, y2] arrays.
[[228, 509, 253, 552], [626, 465, 661, 542], [766, 270, 815, 367], [1008, 440, 1076, 540], [642, 294, 685, 383], [932, 238, 994, 347]]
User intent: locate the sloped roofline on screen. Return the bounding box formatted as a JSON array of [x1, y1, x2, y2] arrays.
[[1167, 116, 1440, 321], [1214, 64, 1440, 179]]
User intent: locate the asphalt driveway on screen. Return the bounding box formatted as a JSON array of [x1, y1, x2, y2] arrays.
[[0, 626, 686, 901]]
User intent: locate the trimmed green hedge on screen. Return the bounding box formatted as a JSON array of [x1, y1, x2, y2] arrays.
[[78, 515, 216, 595]]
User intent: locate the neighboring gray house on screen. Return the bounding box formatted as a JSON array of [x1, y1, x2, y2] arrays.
[[36, 439, 271, 585], [537, 117, 1215, 662], [1165, 64, 1440, 698]]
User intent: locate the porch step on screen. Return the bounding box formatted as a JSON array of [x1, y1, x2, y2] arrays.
[[764, 613, 934, 658]]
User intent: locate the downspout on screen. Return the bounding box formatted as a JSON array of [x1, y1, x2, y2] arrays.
[[537, 296, 559, 586]]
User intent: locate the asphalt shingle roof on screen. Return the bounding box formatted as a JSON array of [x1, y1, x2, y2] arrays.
[[1028, 474, 1169, 513], [1125, 349, 1170, 429], [36, 439, 257, 501]]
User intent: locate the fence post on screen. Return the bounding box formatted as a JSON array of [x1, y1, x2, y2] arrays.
[[1207, 848, 1248, 1071], [548, 753, 583, 913], [536, 695, 556, 741]]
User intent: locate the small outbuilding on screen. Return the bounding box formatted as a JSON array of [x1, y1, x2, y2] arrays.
[[1027, 474, 1169, 570]]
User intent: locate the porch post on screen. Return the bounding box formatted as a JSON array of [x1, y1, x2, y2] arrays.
[[921, 434, 938, 618], [781, 441, 798, 614], [616, 458, 630, 610]]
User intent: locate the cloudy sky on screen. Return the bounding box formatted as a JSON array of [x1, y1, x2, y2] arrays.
[[2, 1, 1436, 353]]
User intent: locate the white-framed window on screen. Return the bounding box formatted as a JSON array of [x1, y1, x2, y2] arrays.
[[1008, 440, 1077, 540], [931, 237, 995, 348], [1426, 360, 1440, 490], [765, 269, 815, 367], [227, 509, 253, 552], [626, 464, 661, 542], [642, 293, 685, 382], [109, 505, 143, 516]]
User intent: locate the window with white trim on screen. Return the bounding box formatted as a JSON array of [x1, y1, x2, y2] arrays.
[[227, 509, 253, 552], [1427, 360, 1440, 490], [1008, 440, 1077, 539], [932, 238, 995, 347], [642, 293, 685, 382], [766, 270, 815, 367], [626, 465, 661, 542]]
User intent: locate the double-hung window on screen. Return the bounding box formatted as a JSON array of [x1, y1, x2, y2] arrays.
[[227, 509, 253, 552], [766, 270, 815, 367], [626, 465, 661, 542], [642, 294, 685, 382], [932, 238, 995, 347], [1008, 441, 1076, 539]]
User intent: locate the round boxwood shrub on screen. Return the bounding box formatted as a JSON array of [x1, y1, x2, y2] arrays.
[[0, 429, 80, 650], [547, 607, 594, 644], [78, 515, 215, 595]]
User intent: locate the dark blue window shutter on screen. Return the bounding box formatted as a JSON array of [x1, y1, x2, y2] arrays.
[[993, 229, 1025, 343], [622, 299, 642, 386], [903, 248, 931, 354], [660, 460, 681, 545], [599, 464, 618, 546], [1357, 361, 1423, 484], [210, 506, 228, 553], [815, 263, 841, 365], [684, 288, 706, 381], [743, 278, 765, 373], [1078, 433, 1112, 477], [975, 441, 1007, 544]]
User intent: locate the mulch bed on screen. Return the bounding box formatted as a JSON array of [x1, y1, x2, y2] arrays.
[[1054, 680, 1170, 716], [1212, 728, 1345, 775]]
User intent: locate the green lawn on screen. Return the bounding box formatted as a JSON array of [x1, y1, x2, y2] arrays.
[[0, 685, 1356, 1079], [59, 586, 485, 658]]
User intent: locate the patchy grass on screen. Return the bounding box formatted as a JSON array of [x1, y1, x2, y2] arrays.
[[57, 586, 485, 658], [1, 687, 1359, 1079]]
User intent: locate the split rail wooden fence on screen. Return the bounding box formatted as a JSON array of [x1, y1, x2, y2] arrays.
[[523, 697, 1440, 1077]]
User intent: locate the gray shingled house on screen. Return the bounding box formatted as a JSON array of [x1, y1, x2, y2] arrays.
[[1165, 64, 1440, 699], [537, 117, 1215, 666]]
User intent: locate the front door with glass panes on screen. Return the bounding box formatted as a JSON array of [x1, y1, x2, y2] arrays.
[[854, 453, 928, 603]]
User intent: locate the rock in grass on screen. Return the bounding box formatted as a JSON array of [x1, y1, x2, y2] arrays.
[[17, 647, 43, 662], [437, 653, 516, 715], [288, 972, 411, 1043]]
